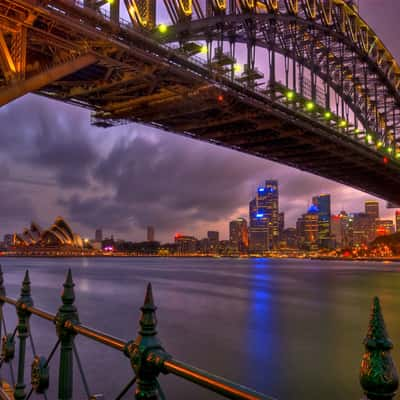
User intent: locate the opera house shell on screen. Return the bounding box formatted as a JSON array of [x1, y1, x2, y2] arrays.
[[13, 217, 84, 253]]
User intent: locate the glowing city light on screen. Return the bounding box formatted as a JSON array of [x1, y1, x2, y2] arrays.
[[387, 147, 393, 154], [217, 94, 224, 102], [256, 213, 264, 218], [258, 188, 265, 192], [377, 141, 383, 148], [305, 101, 315, 111], [366, 134, 373, 143], [383, 157, 389, 164], [158, 24, 168, 34], [107, 0, 114, 3], [396, 152, 400, 159], [339, 120, 347, 128], [324, 111, 332, 119], [354, 127, 360, 133], [286, 91, 295, 100]]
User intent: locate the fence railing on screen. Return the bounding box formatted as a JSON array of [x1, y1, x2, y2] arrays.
[[0, 266, 275, 399], [0, 265, 398, 399]]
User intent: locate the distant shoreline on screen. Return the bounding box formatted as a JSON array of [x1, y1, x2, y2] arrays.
[[1, 254, 400, 263]]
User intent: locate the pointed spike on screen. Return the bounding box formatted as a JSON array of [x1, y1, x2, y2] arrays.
[[144, 282, 154, 307], [65, 269, 73, 286], [360, 297, 399, 399], [24, 270, 30, 283]]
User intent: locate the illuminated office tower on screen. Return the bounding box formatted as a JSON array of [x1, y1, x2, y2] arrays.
[[249, 180, 279, 252], [365, 201, 379, 220], [229, 218, 248, 252], [312, 194, 331, 248]]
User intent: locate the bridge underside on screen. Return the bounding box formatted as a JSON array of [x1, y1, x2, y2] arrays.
[[1, 0, 400, 204]]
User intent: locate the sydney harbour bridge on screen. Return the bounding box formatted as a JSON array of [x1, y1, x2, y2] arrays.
[[1, 0, 400, 203]]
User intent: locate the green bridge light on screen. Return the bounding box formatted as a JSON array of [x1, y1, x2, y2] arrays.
[[158, 24, 168, 34], [286, 91, 295, 100], [339, 120, 347, 128], [324, 111, 332, 119], [377, 141, 384, 148], [200, 45, 208, 54], [305, 101, 315, 111]]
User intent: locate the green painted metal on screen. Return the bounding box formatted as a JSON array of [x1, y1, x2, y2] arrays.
[[14, 271, 33, 400], [360, 297, 399, 400], [55, 269, 79, 400], [124, 283, 170, 400]]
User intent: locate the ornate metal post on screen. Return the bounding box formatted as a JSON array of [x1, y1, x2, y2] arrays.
[[125, 283, 170, 400], [56, 269, 79, 400], [14, 271, 33, 400], [360, 297, 399, 400]]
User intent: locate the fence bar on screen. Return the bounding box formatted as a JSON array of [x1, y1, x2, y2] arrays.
[[56, 269, 79, 400], [71, 324, 125, 351], [14, 271, 33, 400], [163, 358, 274, 400]]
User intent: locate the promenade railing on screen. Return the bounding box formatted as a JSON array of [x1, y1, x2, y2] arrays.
[[0, 266, 398, 399], [0, 267, 274, 400]]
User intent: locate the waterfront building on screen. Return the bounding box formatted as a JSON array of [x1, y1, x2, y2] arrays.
[[249, 180, 279, 252], [312, 194, 331, 248], [207, 231, 219, 253], [147, 226, 155, 242], [229, 218, 248, 252], [3, 234, 13, 248], [279, 212, 284, 241], [350, 213, 375, 246], [375, 219, 395, 237], [282, 228, 297, 249], [95, 228, 103, 242], [174, 234, 198, 254], [365, 201, 380, 220], [331, 211, 350, 248], [396, 211, 400, 232], [13, 217, 84, 254], [303, 205, 319, 250]]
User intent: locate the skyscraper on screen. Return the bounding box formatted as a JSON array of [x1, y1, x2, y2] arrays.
[[95, 229, 103, 242], [207, 231, 219, 253], [365, 201, 379, 219], [249, 180, 279, 252], [147, 226, 155, 242], [312, 194, 331, 248], [229, 218, 248, 252], [396, 211, 400, 232]]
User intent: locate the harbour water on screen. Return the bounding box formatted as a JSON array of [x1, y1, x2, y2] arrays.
[[0, 257, 399, 399]]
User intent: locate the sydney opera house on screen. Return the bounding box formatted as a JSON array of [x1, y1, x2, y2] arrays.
[[12, 217, 85, 255]]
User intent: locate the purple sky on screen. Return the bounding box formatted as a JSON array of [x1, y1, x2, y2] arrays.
[[1, 0, 399, 243]]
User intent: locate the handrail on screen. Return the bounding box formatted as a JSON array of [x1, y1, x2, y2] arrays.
[[0, 267, 274, 399]]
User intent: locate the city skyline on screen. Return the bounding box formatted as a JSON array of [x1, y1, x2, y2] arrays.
[[1, 1, 400, 242]]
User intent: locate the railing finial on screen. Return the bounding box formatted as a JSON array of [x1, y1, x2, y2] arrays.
[[56, 268, 79, 400], [139, 283, 157, 337], [360, 296, 399, 400]]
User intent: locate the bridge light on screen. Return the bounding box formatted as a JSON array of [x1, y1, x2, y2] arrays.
[[107, 0, 114, 3], [256, 213, 264, 218], [366, 134, 373, 144], [217, 94, 224, 102], [396, 152, 400, 159], [354, 127, 361, 134], [305, 101, 315, 111], [158, 24, 168, 34], [200, 45, 208, 54], [286, 91, 295, 101], [234, 64, 242, 73], [383, 157, 389, 164], [339, 120, 347, 128], [324, 111, 332, 119], [377, 141, 383, 148], [387, 147, 393, 154]]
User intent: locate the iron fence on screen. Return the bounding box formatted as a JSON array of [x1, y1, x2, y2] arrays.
[[0, 267, 274, 399]]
